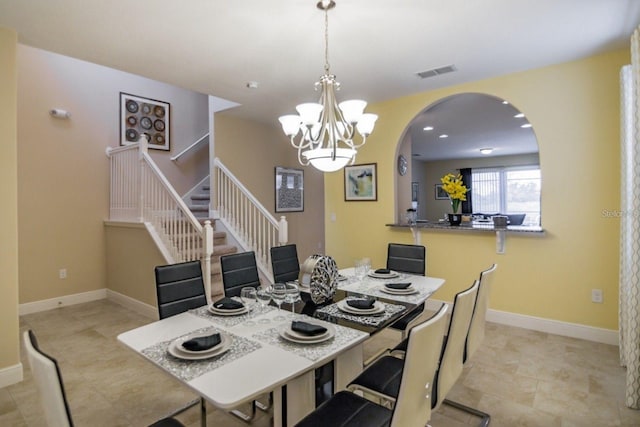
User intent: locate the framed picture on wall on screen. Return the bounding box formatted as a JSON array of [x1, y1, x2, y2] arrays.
[[120, 92, 170, 151], [435, 184, 449, 200], [344, 163, 377, 201], [275, 167, 304, 212], [412, 182, 419, 202]]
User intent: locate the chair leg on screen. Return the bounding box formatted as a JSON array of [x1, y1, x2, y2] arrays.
[[230, 400, 257, 423], [200, 398, 206, 427], [443, 398, 490, 427], [255, 393, 272, 412]]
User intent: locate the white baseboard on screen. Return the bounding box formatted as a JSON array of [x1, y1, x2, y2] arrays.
[[425, 299, 619, 346], [19, 289, 107, 315], [0, 363, 23, 388], [106, 289, 157, 320]]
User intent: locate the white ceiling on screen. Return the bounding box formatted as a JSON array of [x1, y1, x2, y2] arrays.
[[408, 93, 539, 161], [1, 0, 638, 131]]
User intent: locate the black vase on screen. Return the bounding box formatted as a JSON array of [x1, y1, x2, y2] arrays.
[[448, 213, 462, 226]]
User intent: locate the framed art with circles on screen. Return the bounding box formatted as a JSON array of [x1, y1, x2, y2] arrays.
[[120, 93, 170, 151]]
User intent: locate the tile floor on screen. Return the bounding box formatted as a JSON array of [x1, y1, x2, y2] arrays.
[[2, 299, 640, 426]]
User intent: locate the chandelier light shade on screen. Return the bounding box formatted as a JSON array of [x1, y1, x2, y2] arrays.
[[278, 0, 378, 173]]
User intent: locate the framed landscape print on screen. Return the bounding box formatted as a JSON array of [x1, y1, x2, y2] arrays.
[[120, 93, 170, 151], [435, 184, 449, 199], [275, 167, 304, 212], [344, 163, 377, 201]]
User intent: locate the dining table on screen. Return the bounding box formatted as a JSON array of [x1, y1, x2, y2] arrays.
[[117, 268, 445, 427]]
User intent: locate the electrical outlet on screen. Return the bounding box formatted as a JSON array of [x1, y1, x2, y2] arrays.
[[591, 289, 603, 303], [59, 268, 67, 279]]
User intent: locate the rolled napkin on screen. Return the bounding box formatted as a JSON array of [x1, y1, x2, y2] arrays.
[[291, 321, 328, 336], [347, 297, 376, 310], [374, 268, 391, 274], [385, 282, 411, 290], [213, 297, 244, 310], [182, 333, 221, 351]]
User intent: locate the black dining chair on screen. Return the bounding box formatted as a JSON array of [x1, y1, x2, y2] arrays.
[[154, 261, 208, 424], [24, 329, 185, 427], [220, 251, 261, 297], [155, 260, 208, 319], [294, 303, 448, 427], [219, 250, 270, 421], [270, 244, 300, 283], [442, 264, 497, 427], [386, 243, 428, 339], [347, 281, 479, 418]]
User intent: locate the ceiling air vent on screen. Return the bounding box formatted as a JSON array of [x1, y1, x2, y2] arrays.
[[416, 64, 457, 79]]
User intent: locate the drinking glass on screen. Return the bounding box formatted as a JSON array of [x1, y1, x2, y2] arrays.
[[355, 259, 366, 279], [284, 283, 300, 319], [271, 283, 287, 321], [256, 287, 272, 324], [362, 257, 371, 275], [240, 287, 257, 326]]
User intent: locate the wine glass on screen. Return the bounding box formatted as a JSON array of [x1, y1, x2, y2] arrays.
[[271, 283, 287, 321], [240, 287, 257, 326], [284, 283, 300, 319], [256, 287, 272, 324]]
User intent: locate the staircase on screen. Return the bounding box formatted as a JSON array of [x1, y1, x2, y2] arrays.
[[188, 182, 211, 219], [187, 180, 239, 297], [204, 218, 237, 297], [106, 137, 287, 301]]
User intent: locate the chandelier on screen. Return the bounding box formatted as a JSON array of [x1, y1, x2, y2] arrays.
[[278, 0, 378, 173]]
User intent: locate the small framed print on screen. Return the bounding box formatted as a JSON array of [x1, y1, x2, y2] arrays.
[[412, 182, 419, 202], [344, 163, 377, 201], [275, 167, 304, 212], [435, 184, 449, 200], [120, 93, 170, 151]]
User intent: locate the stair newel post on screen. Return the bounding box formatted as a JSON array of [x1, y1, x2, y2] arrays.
[[278, 216, 288, 246], [203, 220, 214, 304], [137, 135, 149, 222]]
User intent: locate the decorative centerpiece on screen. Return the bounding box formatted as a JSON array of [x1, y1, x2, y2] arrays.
[[299, 254, 339, 305], [440, 173, 469, 226]]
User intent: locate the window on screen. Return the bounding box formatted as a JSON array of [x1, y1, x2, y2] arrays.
[[471, 166, 541, 225]]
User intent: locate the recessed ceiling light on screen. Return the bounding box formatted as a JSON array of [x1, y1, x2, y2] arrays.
[[480, 148, 493, 155], [439, 134, 448, 138], [514, 113, 525, 118], [423, 126, 434, 131], [521, 123, 532, 128]]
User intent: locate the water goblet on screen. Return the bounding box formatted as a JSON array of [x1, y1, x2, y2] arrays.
[[240, 287, 257, 326], [284, 283, 300, 319], [256, 287, 272, 324], [271, 283, 287, 321]]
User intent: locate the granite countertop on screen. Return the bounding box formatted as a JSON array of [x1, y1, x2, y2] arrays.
[[387, 221, 544, 234]]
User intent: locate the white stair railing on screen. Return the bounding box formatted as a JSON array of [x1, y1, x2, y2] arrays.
[[214, 158, 288, 270], [106, 137, 214, 301]]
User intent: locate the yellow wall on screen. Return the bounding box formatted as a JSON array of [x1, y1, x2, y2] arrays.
[[215, 113, 326, 261], [326, 48, 627, 330], [105, 223, 165, 307], [0, 27, 20, 379]]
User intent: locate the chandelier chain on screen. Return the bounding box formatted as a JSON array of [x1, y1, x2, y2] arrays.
[[324, 6, 330, 74]]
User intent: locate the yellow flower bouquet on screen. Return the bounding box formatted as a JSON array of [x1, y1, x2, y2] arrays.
[[440, 173, 468, 213]]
